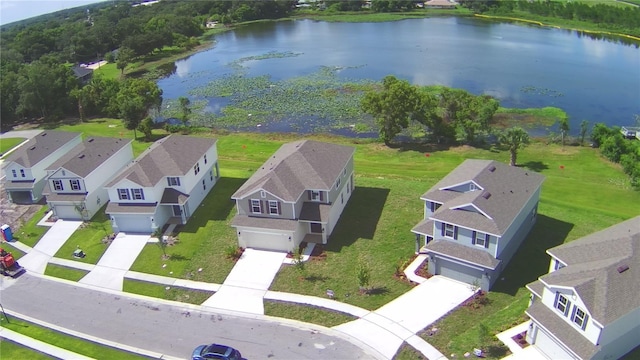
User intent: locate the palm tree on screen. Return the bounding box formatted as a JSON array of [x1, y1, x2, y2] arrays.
[[559, 118, 570, 147], [499, 127, 530, 167]]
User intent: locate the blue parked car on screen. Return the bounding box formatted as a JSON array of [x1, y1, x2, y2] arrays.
[[191, 344, 242, 360]]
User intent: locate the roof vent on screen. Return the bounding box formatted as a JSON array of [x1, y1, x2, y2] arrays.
[[88, 138, 94, 142], [482, 192, 491, 199], [78, 154, 85, 159], [29, 146, 36, 150], [488, 165, 496, 172], [617, 265, 629, 274], [40, 133, 47, 137]]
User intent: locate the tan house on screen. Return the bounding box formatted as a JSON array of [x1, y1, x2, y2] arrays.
[[425, 0, 457, 9], [231, 140, 355, 252]]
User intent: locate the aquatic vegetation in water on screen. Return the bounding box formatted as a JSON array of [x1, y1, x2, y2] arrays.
[[520, 85, 564, 97]]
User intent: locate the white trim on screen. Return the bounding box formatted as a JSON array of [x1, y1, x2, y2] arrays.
[[450, 203, 493, 220], [438, 180, 484, 192], [232, 188, 286, 202], [428, 217, 501, 238], [528, 319, 583, 360]]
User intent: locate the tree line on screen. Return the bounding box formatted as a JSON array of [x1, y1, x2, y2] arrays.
[[590, 121, 640, 189]]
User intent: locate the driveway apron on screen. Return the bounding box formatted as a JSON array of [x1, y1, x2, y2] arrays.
[[17, 220, 82, 274], [79, 233, 149, 291], [334, 276, 474, 359], [201, 248, 286, 315]]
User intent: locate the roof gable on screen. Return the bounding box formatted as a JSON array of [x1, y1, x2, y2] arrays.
[[46, 137, 131, 177], [424, 159, 544, 235], [4, 131, 81, 168], [232, 140, 355, 201], [106, 135, 217, 188]]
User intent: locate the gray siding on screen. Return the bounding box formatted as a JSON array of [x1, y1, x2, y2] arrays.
[[496, 187, 540, 263], [237, 190, 294, 219]]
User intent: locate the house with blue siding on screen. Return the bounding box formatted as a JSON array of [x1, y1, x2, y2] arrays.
[[411, 159, 544, 290], [525, 216, 640, 360]]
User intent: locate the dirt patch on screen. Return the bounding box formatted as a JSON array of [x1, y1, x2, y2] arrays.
[[511, 331, 530, 348], [0, 183, 44, 232], [549, 146, 580, 155]]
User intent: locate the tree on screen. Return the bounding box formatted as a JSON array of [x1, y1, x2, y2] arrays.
[[117, 78, 163, 139], [116, 47, 135, 75], [356, 257, 371, 293], [499, 127, 530, 166], [178, 96, 191, 126], [70, 87, 89, 122], [579, 120, 589, 146], [559, 117, 570, 147], [118, 95, 146, 139], [590, 123, 615, 148], [138, 116, 154, 141], [361, 75, 420, 145]]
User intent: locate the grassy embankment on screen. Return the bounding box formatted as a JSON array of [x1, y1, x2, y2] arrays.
[[0, 137, 26, 155]]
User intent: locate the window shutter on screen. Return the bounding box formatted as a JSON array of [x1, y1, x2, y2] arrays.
[[261, 200, 265, 213], [248, 199, 251, 210], [582, 314, 589, 330], [277, 202, 281, 215], [308, 190, 312, 200], [454, 226, 458, 240], [566, 300, 572, 316], [485, 234, 490, 248], [554, 292, 560, 306], [441, 224, 445, 237], [320, 191, 324, 202], [472, 231, 477, 245], [167, 178, 171, 186]]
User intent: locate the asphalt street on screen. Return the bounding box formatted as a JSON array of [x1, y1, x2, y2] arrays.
[[0, 274, 374, 359]]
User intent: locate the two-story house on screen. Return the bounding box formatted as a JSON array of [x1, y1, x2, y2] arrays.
[[43, 137, 133, 220], [231, 140, 355, 252], [525, 216, 640, 360], [411, 159, 544, 291], [3, 131, 82, 204], [105, 135, 219, 234]]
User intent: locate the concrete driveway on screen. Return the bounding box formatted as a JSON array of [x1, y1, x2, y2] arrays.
[[201, 248, 286, 315], [79, 233, 150, 290], [18, 220, 83, 274], [334, 276, 475, 359]]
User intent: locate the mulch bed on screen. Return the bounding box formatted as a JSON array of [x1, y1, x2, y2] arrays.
[[511, 331, 530, 348]]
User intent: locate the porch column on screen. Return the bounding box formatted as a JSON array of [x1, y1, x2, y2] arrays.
[[415, 233, 421, 254]]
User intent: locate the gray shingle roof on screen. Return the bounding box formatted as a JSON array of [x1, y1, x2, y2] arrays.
[[231, 214, 298, 231], [299, 202, 331, 222], [526, 301, 597, 360], [231, 140, 355, 201], [424, 239, 501, 269], [541, 216, 640, 326], [423, 159, 544, 235], [106, 135, 217, 187], [105, 202, 157, 214], [2, 180, 35, 189], [5, 131, 81, 168], [44, 193, 87, 202], [47, 137, 131, 177], [526, 280, 544, 299], [160, 188, 189, 205], [412, 219, 435, 236]]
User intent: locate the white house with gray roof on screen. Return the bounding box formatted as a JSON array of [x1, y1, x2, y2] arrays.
[[231, 140, 355, 252], [43, 137, 133, 220], [105, 135, 219, 234], [525, 216, 640, 360], [411, 159, 544, 291], [3, 131, 82, 204]]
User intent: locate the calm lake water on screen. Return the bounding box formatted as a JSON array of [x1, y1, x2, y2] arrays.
[[158, 17, 640, 135]]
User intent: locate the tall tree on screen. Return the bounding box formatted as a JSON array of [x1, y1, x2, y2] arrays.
[[559, 117, 570, 147], [116, 47, 135, 75], [499, 127, 530, 167], [579, 120, 589, 146], [178, 96, 191, 126], [117, 79, 163, 139], [361, 75, 420, 145]]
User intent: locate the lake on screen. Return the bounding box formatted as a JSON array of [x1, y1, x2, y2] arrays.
[[157, 17, 640, 136]]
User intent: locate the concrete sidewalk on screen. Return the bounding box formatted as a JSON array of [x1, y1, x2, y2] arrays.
[[79, 233, 150, 290], [17, 220, 82, 274]]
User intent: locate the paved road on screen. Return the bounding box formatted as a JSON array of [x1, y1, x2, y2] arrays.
[[1, 275, 375, 359]]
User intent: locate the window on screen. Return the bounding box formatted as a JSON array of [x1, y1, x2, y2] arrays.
[[20, 169, 25, 177], [347, 180, 350, 194], [532, 205, 538, 222], [555, 293, 570, 316], [260, 190, 266, 198], [204, 154, 208, 164], [470, 183, 476, 191], [554, 260, 565, 271], [53, 180, 64, 191], [11, 169, 16, 178], [167, 177, 180, 186], [343, 167, 347, 176], [474, 231, 489, 248], [335, 177, 341, 189], [572, 307, 588, 330], [132, 188, 145, 200], [443, 223, 456, 239], [341, 192, 344, 204], [118, 189, 130, 200], [209, 170, 213, 182], [193, 162, 200, 175], [202, 179, 206, 190], [311, 190, 321, 201], [70, 179, 81, 191], [251, 199, 261, 213], [268, 200, 279, 215], [429, 202, 442, 212]]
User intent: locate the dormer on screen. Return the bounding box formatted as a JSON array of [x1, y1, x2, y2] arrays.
[[450, 203, 492, 219], [440, 180, 483, 193]]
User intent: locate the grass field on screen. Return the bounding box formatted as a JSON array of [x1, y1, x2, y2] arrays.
[[0, 339, 52, 360], [122, 279, 214, 305], [44, 263, 89, 281], [0, 137, 26, 156], [53, 209, 113, 265], [17, 119, 640, 359], [10, 206, 48, 247]]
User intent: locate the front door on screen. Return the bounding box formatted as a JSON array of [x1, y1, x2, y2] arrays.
[[172, 205, 182, 216], [310, 222, 322, 233]]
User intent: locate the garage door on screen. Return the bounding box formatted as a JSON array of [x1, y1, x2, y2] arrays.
[[53, 205, 82, 220], [239, 230, 291, 252], [533, 327, 575, 360], [436, 258, 482, 286], [114, 215, 152, 234]]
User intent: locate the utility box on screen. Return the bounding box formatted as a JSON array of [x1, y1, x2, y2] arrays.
[[1, 224, 13, 242]]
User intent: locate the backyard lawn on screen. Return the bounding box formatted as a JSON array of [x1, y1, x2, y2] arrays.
[[0, 137, 26, 155], [16, 120, 640, 359]]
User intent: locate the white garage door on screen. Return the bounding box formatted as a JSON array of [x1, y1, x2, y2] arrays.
[[53, 205, 82, 220], [114, 215, 152, 234], [534, 328, 575, 360], [436, 258, 483, 287], [239, 230, 291, 252]]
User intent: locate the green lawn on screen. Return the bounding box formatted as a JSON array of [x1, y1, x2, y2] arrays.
[[44, 263, 89, 281], [264, 301, 356, 328], [0, 317, 147, 359], [0, 339, 52, 360], [0, 138, 26, 156], [92, 62, 120, 80], [53, 209, 113, 264], [10, 206, 48, 247], [122, 279, 214, 304]]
